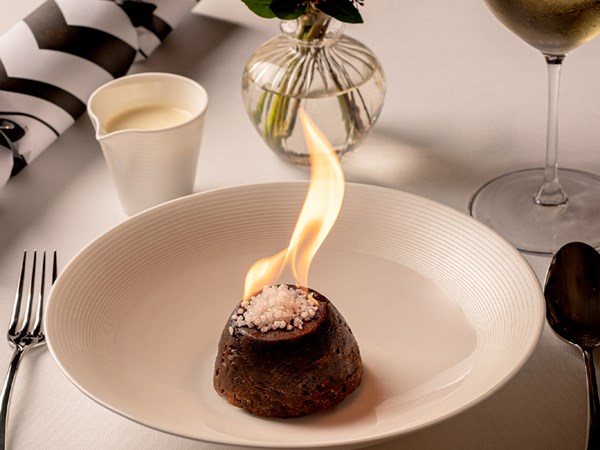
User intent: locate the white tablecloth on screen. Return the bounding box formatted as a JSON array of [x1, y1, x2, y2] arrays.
[[1, 0, 599, 448]]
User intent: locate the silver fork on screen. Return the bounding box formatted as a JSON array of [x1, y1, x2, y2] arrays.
[[0, 250, 57, 450]]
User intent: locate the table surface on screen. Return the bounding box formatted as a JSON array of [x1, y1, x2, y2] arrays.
[[1, 0, 600, 449]]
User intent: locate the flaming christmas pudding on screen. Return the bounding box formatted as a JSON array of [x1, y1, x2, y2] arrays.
[[213, 284, 362, 418], [212, 110, 362, 418]]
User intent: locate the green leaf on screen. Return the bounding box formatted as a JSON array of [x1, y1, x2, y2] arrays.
[[270, 0, 309, 20], [241, 0, 276, 18], [315, 0, 363, 23]]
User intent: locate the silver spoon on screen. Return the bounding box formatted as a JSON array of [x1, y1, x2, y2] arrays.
[[545, 241, 600, 450]]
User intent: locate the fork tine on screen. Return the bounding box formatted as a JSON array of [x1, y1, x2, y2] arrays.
[[32, 251, 47, 336], [32, 251, 56, 335], [7, 251, 27, 337], [52, 251, 57, 283], [19, 251, 37, 337]]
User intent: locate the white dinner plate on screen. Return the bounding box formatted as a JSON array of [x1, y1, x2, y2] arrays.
[[46, 182, 544, 449]]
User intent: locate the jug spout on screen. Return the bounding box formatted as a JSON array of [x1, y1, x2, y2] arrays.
[[87, 99, 117, 143], [88, 110, 108, 142], [95, 129, 134, 153], [87, 115, 130, 159], [87, 106, 144, 156]]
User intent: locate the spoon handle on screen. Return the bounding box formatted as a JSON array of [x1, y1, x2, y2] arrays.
[[583, 349, 600, 450]]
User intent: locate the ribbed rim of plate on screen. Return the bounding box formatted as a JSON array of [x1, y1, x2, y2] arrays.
[[45, 182, 545, 448]]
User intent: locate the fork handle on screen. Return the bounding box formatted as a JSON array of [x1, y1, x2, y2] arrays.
[[0, 347, 24, 450]]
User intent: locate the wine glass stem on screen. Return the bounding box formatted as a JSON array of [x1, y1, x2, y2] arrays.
[[534, 54, 568, 206]]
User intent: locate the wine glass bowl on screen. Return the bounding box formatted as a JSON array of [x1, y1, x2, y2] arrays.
[[470, 0, 600, 254], [484, 0, 600, 56]]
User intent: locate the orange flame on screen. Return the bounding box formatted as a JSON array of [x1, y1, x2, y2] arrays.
[[244, 109, 345, 299]]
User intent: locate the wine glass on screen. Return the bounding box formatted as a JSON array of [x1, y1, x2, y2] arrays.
[[470, 0, 600, 254]]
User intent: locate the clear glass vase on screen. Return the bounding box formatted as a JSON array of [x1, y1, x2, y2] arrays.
[[242, 10, 386, 165]]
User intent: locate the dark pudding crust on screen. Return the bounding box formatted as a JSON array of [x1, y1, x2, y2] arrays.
[[213, 286, 363, 418]]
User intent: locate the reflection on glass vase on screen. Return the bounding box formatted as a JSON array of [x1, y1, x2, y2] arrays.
[[242, 10, 386, 165]]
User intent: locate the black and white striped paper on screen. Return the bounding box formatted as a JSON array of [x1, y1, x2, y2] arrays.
[[0, 0, 198, 187]]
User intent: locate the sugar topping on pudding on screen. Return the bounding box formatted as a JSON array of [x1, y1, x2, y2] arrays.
[[230, 284, 319, 334]]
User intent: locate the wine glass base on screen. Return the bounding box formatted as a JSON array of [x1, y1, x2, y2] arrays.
[[469, 168, 600, 255]]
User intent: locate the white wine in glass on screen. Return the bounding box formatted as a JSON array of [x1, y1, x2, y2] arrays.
[[470, 0, 600, 254]]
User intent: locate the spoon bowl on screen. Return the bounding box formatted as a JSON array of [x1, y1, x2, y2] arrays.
[[544, 241, 600, 450]]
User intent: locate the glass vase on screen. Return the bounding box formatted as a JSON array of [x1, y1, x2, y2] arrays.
[[242, 10, 386, 165]]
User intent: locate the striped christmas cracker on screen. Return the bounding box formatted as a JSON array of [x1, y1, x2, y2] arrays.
[[0, 0, 198, 187]]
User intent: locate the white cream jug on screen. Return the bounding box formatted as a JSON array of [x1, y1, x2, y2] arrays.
[[87, 72, 208, 215]]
